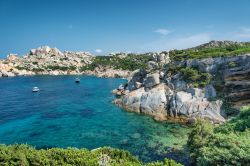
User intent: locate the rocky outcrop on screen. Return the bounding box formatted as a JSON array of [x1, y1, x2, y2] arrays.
[[0, 46, 171, 79], [0, 63, 16, 77], [182, 54, 250, 74], [30, 46, 63, 56], [0, 70, 15, 77], [143, 72, 160, 89], [169, 91, 224, 123], [113, 53, 250, 124], [174, 54, 250, 106], [125, 69, 147, 91], [140, 84, 170, 120], [113, 69, 225, 124], [0, 46, 132, 78], [224, 68, 250, 105], [191, 40, 243, 50]]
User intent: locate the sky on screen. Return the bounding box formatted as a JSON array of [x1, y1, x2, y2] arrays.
[[1, 0, 250, 57]]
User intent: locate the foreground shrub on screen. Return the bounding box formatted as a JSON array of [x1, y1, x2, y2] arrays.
[[188, 106, 250, 166], [0, 145, 182, 166]]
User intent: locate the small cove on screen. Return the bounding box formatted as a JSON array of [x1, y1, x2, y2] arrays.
[[0, 76, 190, 164]]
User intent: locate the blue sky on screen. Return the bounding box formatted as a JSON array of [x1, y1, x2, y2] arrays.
[[1, 0, 250, 57]]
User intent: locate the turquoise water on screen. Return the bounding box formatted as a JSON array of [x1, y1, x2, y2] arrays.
[[0, 76, 189, 164]]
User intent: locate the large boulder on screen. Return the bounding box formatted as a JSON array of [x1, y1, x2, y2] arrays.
[[143, 72, 160, 89], [49, 70, 60, 75], [1, 70, 15, 77], [126, 69, 147, 91], [50, 47, 63, 56], [7, 54, 18, 61], [147, 61, 158, 70], [204, 85, 217, 99], [140, 84, 169, 120], [194, 100, 224, 123], [30, 46, 63, 56], [30, 49, 36, 55], [120, 87, 145, 113], [186, 88, 205, 98], [156, 52, 169, 64], [172, 79, 187, 90], [170, 91, 225, 124]]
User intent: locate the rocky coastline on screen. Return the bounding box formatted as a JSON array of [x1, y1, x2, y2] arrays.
[[112, 42, 250, 124], [1, 41, 250, 124], [0, 46, 131, 78]]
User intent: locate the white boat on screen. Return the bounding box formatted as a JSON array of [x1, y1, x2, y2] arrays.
[[32, 87, 40, 92], [75, 78, 80, 83]]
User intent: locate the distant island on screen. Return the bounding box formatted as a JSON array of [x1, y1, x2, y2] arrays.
[[1, 40, 250, 165]]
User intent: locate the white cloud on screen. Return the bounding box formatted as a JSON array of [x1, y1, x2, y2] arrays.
[[154, 28, 172, 35], [233, 27, 250, 39], [95, 49, 103, 53], [140, 33, 211, 52]]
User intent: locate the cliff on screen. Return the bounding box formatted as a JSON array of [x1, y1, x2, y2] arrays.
[[113, 41, 250, 124]]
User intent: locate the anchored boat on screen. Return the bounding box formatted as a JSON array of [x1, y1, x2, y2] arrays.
[[32, 87, 40, 92], [75, 78, 80, 83]]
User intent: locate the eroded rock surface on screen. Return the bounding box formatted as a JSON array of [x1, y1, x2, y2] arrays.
[[114, 69, 225, 124]]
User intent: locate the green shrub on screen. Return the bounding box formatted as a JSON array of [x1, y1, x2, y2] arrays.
[[15, 66, 28, 70], [0, 145, 182, 166], [188, 106, 250, 166], [81, 54, 154, 71], [32, 68, 44, 72], [32, 62, 38, 65], [147, 159, 183, 166], [170, 43, 250, 61], [79, 64, 96, 71], [45, 65, 76, 71], [166, 65, 212, 87]]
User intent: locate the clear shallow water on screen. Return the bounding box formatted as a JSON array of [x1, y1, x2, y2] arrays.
[[0, 76, 190, 163]]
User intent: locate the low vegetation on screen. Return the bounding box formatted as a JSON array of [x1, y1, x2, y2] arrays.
[[45, 65, 76, 71], [188, 106, 250, 165], [0, 145, 182, 166], [170, 42, 250, 61], [80, 53, 154, 71], [166, 64, 212, 87], [15, 66, 29, 70]]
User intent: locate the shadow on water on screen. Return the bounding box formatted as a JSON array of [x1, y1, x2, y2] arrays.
[[29, 131, 43, 138], [79, 108, 96, 118], [41, 111, 69, 119], [47, 124, 62, 132]]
